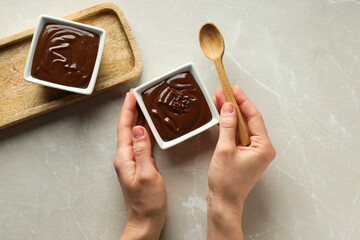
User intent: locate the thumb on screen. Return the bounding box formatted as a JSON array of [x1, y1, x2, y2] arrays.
[[217, 102, 237, 151], [132, 126, 155, 171]]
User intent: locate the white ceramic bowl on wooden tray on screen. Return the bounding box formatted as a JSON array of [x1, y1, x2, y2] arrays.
[[0, 3, 142, 130], [24, 15, 106, 95]]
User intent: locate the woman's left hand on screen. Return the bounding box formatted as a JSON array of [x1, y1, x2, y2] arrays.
[[114, 90, 167, 240]]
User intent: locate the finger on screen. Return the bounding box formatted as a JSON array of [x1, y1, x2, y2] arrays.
[[117, 91, 137, 149], [215, 88, 227, 108], [136, 105, 145, 126], [132, 126, 157, 171], [144, 121, 154, 147], [133, 105, 140, 127], [232, 85, 269, 137], [128, 89, 140, 127], [212, 96, 220, 113], [216, 102, 237, 152]]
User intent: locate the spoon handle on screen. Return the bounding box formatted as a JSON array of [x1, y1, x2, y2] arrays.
[[213, 58, 251, 146]]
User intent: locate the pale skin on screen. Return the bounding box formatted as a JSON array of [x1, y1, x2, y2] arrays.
[[114, 90, 166, 240], [114, 86, 276, 240]]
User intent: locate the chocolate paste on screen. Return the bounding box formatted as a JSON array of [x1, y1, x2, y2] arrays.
[[142, 72, 212, 141], [31, 24, 99, 88]]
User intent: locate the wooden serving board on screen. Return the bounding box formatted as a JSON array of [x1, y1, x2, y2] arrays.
[[0, 2, 142, 130]]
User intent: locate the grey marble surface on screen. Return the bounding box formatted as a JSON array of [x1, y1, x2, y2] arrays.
[[1, 0, 360, 239]]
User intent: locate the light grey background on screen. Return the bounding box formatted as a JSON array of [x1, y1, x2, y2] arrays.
[[1, 0, 360, 239]]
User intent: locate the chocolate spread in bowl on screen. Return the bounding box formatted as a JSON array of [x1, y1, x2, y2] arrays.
[[31, 24, 99, 88], [142, 72, 212, 141]]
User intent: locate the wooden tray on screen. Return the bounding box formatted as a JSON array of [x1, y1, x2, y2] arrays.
[[0, 2, 142, 130]]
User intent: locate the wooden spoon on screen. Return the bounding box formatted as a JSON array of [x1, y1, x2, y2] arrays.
[[199, 22, 250, 146]]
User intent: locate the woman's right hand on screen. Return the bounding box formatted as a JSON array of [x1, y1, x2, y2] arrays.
[[207, 85, 276, 240]]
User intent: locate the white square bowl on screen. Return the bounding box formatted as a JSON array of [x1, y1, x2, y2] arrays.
[[133, 62, 219, 149], [23, 15, 106, 95]]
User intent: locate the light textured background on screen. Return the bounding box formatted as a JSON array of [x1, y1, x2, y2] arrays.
[[1, 0, 360, 239]]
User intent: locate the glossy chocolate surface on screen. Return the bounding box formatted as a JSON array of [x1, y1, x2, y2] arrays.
[[31, 24, 99, 88], [142, 72, 212, 141]]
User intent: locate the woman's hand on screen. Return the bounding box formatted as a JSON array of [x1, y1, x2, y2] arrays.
[[114, 91, 167, 240], [207, 85, 276, 240]]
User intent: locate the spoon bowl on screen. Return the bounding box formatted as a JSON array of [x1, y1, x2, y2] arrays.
[[199, 23, 225, 60]]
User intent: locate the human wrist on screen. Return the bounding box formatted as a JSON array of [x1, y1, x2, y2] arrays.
[[207, 189, 244, 239], [207, 202, 244, 240], [120, 218, 164, 240], [207, 199, 244, 224], [207, 188, 244, 216], [207, 213, 243, 240]]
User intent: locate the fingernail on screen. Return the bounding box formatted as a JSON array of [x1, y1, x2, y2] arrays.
[[222, 103, 234, 114], [132, 127, 144, 139]]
